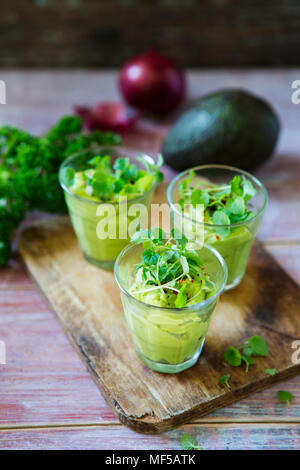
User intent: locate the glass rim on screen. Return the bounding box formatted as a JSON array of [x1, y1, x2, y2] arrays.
[[114, 241, 228, 312], [58, 145, 158, 206], [167, 164, 268, 229]]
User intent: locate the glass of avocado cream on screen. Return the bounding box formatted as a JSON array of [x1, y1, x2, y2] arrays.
[[59, 147, 162, 270], [114, 229, 227, 373], [167, 165, 268, 290]]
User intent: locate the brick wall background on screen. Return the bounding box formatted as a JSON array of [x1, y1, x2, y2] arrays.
[[1, 0, 300, 67]]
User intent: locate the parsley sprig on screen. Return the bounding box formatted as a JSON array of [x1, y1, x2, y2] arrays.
[[179, 173, 257, 238], [130, 227, 216, 308]]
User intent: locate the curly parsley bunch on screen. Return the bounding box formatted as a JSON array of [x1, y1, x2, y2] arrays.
[[0, 115, 121, 266]]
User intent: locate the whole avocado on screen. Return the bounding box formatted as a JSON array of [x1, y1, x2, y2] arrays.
[[162, 89, 280, 172]]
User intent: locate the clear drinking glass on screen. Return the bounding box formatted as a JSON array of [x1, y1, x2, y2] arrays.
[[59, 147, 158, 270], [167, 164, 268, 290], [114, 242, 227, 373]]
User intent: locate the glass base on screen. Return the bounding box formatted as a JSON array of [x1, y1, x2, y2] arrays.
[[83, 253, 115, 271], [224, 273, 244, 291], [136, 340, 205, 374]]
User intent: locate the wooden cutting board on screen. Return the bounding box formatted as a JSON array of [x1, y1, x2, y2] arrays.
[[18, 184, 300, 434]]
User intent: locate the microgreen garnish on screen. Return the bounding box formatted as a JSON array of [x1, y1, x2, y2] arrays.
[[265, 368, 277, 376], [137, 153, 164, 183], [243, 335, 269, 357], [277, 391, 294, 405], [241, 355, 255, 373], [68, 153, 163, 202], [180, 434, 202, 450], [175, 283, 188, 308], [219, 374, 231, 389], [224, 346, 242, 367], [224, 335, 269, 373], [130, 227, 216, 308], [179, 173, 256, 238]]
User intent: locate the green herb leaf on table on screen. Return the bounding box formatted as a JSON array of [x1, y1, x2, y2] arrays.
[[244, 335, 269, 357], [242, 344, 254, 357], [219, 374, 231, 389], [264, 368, 277, 376], [223, 335, 268, 374], [241, 355, 255, 373], [180, 434, 202, 450], [224, 346, 242, 367], [277, 391, 294, 405]]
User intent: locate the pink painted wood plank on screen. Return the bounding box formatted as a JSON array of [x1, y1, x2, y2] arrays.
[[256, 157, 300, 242], [0, 423, 299, 450], [0, 256, 115, 425], [264, 244, 300, 285], [208, 376, 300, 421]]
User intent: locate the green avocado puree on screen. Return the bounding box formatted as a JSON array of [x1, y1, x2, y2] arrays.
[[121, 232, 218, 365]]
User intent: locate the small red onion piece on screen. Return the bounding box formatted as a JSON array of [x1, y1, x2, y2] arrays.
[[74, 102, 140, 132]]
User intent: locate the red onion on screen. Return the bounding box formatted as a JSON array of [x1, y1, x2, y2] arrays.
[[119, 50, 186, 116], [74, 102, 140, 132]]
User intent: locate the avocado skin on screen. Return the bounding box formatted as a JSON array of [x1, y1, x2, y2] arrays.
[[162, 89, 280, 172]]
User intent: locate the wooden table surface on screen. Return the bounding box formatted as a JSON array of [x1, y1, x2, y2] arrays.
[[0, 70, 299, 450]]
